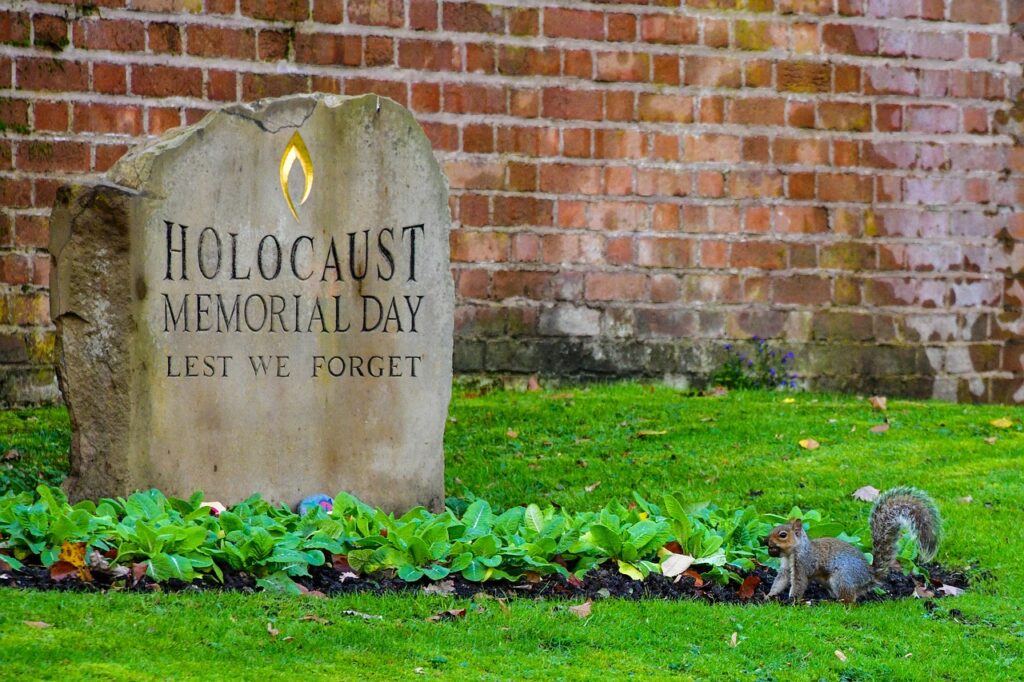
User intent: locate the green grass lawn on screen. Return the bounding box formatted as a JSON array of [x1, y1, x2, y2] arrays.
[[1, 385, 1023, 681]]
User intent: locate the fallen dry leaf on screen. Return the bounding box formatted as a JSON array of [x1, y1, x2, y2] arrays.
[[798, 438, 820, 450], [266, 622, 279, 638], [3, 449, 20, 461], [661, 553, 695, 579], [835, 649, 848, 663], [584, 481, 601, 493], [913, 584, 935, 599], [868, 396, 887, 411], [782, 397, 796, 404], [707, 386, 729, 397], [852, 486, 881, 502], [568, 600, 592, 619], [427, 608, 467, 622], [636, 429, 668, 438], [300, 614, 330, 624], [959, 495, 973, 504], [682, 569, 705, 588], [132, 562, 148, 585], [983, 437, 997, 445], [729, 631, 738, 648], [414, 667, 426, 675], [24, 621, 51, 629], [331, 554, 359, 580], [738, 574, 761, 600], [938, 584, 964, 597], [421, 579, 455, 596], [527, 375, 541, 392], [870, 423, 890, 434], [49, 561, 81, 582], [506, 429, 518, 439], [57, 542, 92, 582], [990, 418, 1013, 429]]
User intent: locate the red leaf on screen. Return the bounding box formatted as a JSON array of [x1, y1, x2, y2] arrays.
[[427, 608, 467, 622], [663, 541, 683, 554], [49, 561, 80, 582], [683, 569, 705, 588], [738, 574, 761, 599], [566, 574, 584, 588]]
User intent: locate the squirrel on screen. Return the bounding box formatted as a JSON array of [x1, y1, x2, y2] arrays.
[[765, 487, 941, 603]]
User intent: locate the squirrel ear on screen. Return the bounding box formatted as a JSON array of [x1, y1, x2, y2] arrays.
[[791, 519, 804, 533]]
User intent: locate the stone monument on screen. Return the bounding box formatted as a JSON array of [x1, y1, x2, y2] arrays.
[[49, 94, 453, 512]]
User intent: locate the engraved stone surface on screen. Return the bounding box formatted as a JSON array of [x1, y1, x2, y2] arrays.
[[50, 94, 453, 511]]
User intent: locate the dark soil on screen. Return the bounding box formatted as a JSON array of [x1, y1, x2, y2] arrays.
[[0, 560, 970, 605]]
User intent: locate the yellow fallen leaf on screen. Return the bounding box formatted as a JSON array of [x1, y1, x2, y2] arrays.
[[782, 398, 795, 404], [990, 418, 1013, 429], [798, 438, 820, 450], [636, 430, 668, 438], [729, 631, 738, 647]]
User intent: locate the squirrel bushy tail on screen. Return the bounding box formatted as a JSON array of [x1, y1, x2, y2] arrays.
[[869, 487, 941, 574]]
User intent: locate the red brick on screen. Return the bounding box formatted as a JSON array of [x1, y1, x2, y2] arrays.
[[0, 11, 30, 45], [17, 58, 88, 92], [242, 0, 309, 22], [409, 0, 438, 30], [563, 50, 593, 79], [595, 129, 645, 159], [605, 91, 635, 121], [443, 2, 503, 33], [731, 241, 785, 270], [73, 103, 142, 136], [544, 8, 603, 40], [73, 18, 143, 52], [132, 65, 202, 98], [585, 273, 646, 301], [776, 206, 828, 233], [348, 0, 403, 26], [243, 72, 308, 100], [822, 24, 878, 55], [258, 30, 291, 62], [17, 140, 89, 172], [313, 0, 344, 23], [562, 128, 590, 158], [15, 215, 48, 248], [605, 237, 634, 266], [684, 56, 741, 88], [92, 63, 126, 95], [777, 62, 831, 93], [457, 269, 490, 298], [589, 201, 647, 230], [498, 46, 559, 77], [652, 204, 680, 232], [148, 23, 181, 54], [684, 134, 741, 163], [641, 15, 698, 44], [32, 101, 67, 132], [818, 102, 871, 131], [444, 84, 503, 114], [951, 0, 1001, 23], [728, 97, 785, 125], [819, 173, 873, 202], [775, 275, 831, 305], [607, 14, 637, 42], [147, 107, 181, 134], [187, 25, 255, 60], [451, 230, 509, 262], [540, 164, 602, 195], [543, 88, 602, 121], [596, 51, 650, 82], [297, 33, 361, 66], [638, 93, 693, 123], [33, 14, 68, 50], [492, 271, 551, 300], [95, 143, 129, 172], [637, 237, 692, 268]]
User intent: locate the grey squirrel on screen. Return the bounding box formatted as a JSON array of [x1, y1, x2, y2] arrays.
[[765, 487, 941, 603]]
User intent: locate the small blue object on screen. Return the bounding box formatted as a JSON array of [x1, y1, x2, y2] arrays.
[[298, 494, 333, 515]]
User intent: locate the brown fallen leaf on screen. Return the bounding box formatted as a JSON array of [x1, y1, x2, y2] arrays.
[[983, 437, 997, 445], [729, 631, 738, 648], [300, 614, 330, 624], [868, 396, 887, 411], [548, 392, 575, 400], [913, 584, 935, 599], [266, 622, 279, 638], [132, 562, 148, 585], [3, 449, 20, 461], [870, 423, 890, 434], [852, 486, 881, 502], [798, 438, 820, 450], [835, 649, 848, 663], [738, 574, 761, 600], [708, 386, 729, 397], [506, 429, 518, 439], [584, 481, 601, 493], [527, 375, 541, 392], [682, 569, 705, 588], [421, 579, 456, 595], [568, 600, 592, 618], [661, 553, 695, 579], [49, 561, 81, 582], [24, 621, 51, 629], [636, 430, 668, 438], [427, 608, 467, 622]]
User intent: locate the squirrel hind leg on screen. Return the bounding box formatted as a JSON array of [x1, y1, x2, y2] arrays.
[[828, 575, 865, 604]]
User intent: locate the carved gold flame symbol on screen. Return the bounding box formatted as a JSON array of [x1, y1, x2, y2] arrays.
[[279, 131, 314, 222]]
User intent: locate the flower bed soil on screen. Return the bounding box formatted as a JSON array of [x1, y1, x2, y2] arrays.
[[0, 561, 969, 605]]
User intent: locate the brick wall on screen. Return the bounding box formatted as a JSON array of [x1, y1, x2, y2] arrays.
[[1, 0, 1022, 404]]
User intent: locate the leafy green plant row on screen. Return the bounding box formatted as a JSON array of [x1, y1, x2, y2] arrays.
[[0, 486, 891, 594]]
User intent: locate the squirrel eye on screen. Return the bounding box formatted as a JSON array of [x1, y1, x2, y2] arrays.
[[778, 531, 788, 538]]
